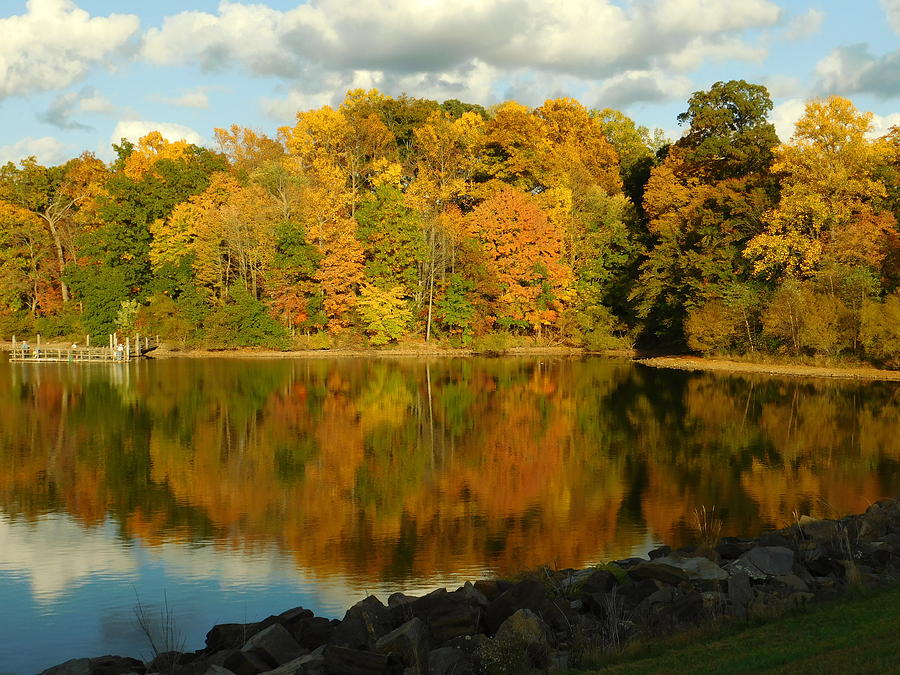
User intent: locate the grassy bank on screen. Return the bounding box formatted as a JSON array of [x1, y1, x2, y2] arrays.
[[582, 584, 900, 674]]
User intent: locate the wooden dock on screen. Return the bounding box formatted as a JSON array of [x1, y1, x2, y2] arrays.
[[9, 336, 157, 363]]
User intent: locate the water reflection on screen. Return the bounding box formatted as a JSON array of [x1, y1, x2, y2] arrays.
[[1, 355, 899, 671]]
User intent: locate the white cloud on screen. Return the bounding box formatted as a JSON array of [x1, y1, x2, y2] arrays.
[[143, 0, 781, 105], [162, 90, 210, 109], [591, 69, 693, 109], [869, 112, 900, 138], [80, 90, 116, 114], [38, 86, 117, 130], [783, 8, 824, 41], [0, 0, 139, 100], [770, 97, 807, 142], [0, 136, 71, 165], [881, 0, 900, 34], [0, 515, 136, 602], [111, 120, 204, 146], [815, 44, 900, 99]]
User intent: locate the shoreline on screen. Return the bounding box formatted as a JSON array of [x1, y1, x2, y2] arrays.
[[42, 498, 900, 674], [636, 355, 900, 383], [6, 341, 900, 382]]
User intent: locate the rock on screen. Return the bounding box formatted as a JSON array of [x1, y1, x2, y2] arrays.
[[615, 578, 660, 608], [494, 608, 553, 648], [375, 617, 429, 673], [243, 624, 307, 667], [330, 596, 395, 650], [289, 617, 339, 651], [715, 538, 753, 560], [207, 649, 268, 675], [489, 609, 553, 669], [427, 647, 473, 675], [462, 581, 489, 608], [728, 546, 795, 580], [322, 645, 392, 675], [650, 554, 728, 585], [727, 570, 752, 609], [204, 668, 236, 675], [798, 516, 839, 541], [472, 580, 503, 602], [627, 560, 689, 586], [388, 593, 418, 609], [860, 505, 890, 541], [484, 579, 568, 635], [207, 624, 259, 653], [578, 569, 619, 596], [258, 646, 326, 675], [775, 574, 809, 593], [398, 588, 482, 644], [90, 656, 147, 675], [612, 557, 645, 570], [41, 659, 91, 675], [648, 545, 672, 560]]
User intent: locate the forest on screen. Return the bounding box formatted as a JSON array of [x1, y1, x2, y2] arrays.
[[1, 80, 899, 362]]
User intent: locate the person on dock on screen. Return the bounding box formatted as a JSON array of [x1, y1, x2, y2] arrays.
[[116, 343, 124, 360], [21, 341, 30, 358]]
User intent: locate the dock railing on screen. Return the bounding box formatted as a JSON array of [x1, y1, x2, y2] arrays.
[[9, 335, 158, 363]]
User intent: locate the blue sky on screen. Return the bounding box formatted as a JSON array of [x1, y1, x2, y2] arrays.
[[1, 0, 898, 166]]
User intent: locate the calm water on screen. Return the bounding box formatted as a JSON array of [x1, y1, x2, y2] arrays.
[[1, 355, 898, 673]]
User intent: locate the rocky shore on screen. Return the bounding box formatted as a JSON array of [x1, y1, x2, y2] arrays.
[[43, 498, 900, 675]]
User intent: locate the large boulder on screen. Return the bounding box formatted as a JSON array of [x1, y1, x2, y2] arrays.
[[727, 546, 795, 580], [330, 596, 395, 651], [375, 617, 429, 673], [322, 645, 392, 675], [242, 624, 307, 668], [41, 659, 91, 675], [399, 588, 482, 644], [636, 554, 727, 587], [427, 647, 473, 675], [484, 579, 568, 635]]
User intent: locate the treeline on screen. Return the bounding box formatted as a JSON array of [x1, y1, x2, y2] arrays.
[[0, 82, 898, 361]]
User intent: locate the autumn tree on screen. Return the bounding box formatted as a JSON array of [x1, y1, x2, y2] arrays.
[[466, 188, 573, 335], [0, 153, 107, 303], [746, 96, 895, 280], [635, 81, 779, 342]]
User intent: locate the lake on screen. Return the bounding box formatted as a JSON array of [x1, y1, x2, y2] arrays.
[[1, 355, 898, 673]]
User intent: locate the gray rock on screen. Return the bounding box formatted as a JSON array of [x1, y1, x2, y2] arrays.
[[628, 560, 689, 586], [375, 617, 429, 673], [388, 593, 419, 609], [427, 647, 473, 675], [243, 624, 307, 667], [798, 515, 839, 541], [221, 649, 272, 675], [204, 668, 236, 675], [322, 645, 391, 675], [462, 581, 489, 608], [41, 658, 91, 675], [727, 570, 752, 608], [494, 608, 553, 648], [728, 546, 795, 579], [90, 655, 147, 675], [259, 646, 326, 675], [775, 574, 809, 592], [652, 554, 728, 584], [330, 596, 395, 650], [405, 588, 482, 643]]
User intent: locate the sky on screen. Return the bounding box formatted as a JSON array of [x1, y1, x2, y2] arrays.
[[0, 0, 898, 166]]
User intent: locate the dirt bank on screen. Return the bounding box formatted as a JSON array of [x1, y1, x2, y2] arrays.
[[637, 355, 900, 382]]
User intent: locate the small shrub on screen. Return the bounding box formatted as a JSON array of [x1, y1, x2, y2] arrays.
[[292, 332, 331, 350], [472, 331, 513, 355]]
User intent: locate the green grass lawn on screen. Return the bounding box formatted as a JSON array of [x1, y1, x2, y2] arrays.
[[583, 584, 900, 674]]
